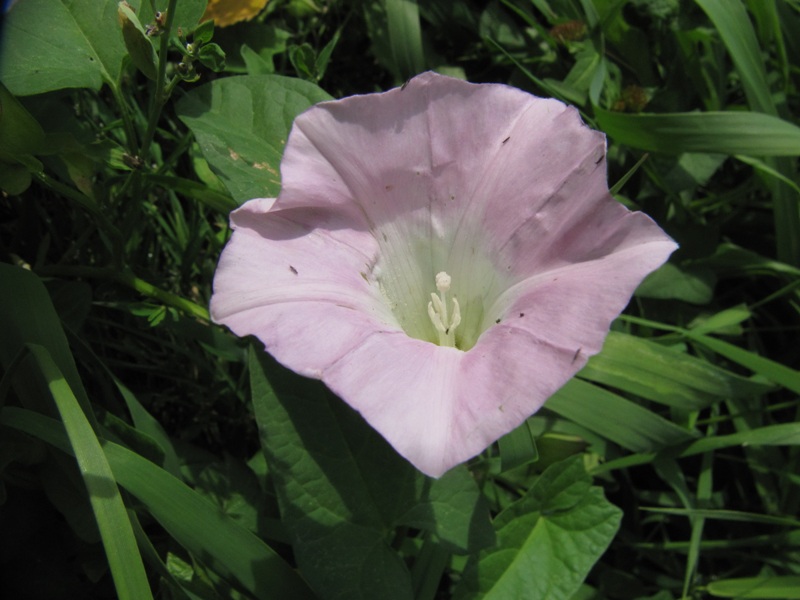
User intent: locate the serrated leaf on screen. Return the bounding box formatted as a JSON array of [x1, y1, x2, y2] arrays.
[[176, 74, 332, 203]]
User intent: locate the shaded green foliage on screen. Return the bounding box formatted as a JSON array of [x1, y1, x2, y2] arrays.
[[1, 0, 799, 598]]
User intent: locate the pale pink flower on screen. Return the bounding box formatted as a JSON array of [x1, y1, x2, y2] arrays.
[[211, 72, 677, 478]]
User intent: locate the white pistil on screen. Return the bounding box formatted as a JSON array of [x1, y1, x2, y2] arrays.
[[427, 271, 461, 347]]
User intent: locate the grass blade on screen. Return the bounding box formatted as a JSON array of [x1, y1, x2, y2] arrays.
[[21, 344, 153, 600], [594, 108, 800, 156], [546, 379, 696, 452], [685, 332, 800, 395], [1, 406, 315, 600], [385, 0, 426, 80]]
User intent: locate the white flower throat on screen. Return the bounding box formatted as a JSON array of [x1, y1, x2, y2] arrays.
[[427, 271, 461, 347]]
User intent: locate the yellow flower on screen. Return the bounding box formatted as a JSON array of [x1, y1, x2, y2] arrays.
[[202, 0, 269, 28]]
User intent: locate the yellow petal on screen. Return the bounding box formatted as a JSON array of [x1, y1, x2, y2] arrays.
[[202, 0, 269, 28]]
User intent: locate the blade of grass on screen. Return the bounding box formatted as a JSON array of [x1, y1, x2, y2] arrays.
[[21, 344, 153, 600], [594, 108, 800, 156], [385, 0, 425, 80], [684, 332, 800, 395], [694, 0, 774, 115], [1, 406, 315, 600], [695, 0, 800, 265], [641, 507, 800, 528], [546, 379, 697, 452], [706, 576, 800, 598]]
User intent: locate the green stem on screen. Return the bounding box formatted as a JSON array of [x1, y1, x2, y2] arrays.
[[37, 265, 210, 321], [108, 81, 140, 156], [139, 0, 179, 164]]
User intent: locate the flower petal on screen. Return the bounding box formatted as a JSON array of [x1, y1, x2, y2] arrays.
[[210, 198, 399, 377], [212, 72, 678, 478]]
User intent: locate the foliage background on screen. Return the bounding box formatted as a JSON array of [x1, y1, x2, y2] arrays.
[[1, 0, 799, 598]]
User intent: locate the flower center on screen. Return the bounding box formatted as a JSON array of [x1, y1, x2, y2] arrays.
[[427, 271, 461, 347]]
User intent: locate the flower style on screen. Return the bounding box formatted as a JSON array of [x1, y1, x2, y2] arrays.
[[211, 72, 677, 478]]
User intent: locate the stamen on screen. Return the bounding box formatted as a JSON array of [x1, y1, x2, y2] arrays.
[[427, 271, 461, 347]]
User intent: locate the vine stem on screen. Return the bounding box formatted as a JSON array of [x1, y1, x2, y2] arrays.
[[139, 0, 179, 165], [37, 265, 210, 321]]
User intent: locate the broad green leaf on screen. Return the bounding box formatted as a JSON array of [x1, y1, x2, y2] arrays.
[[0, 0, 141, 95], [176, 74, 332, 203], [396, 468, 496, 554], [579, 332, 771, 411], [546, 379, 697, 452], [1, 406, 314, 600], [636, 262, 715, 304], [0, 82, 46, 194], [18, 345, 152, 600], [594, 108, 800, 156], [706, 576, 800, 598], [249, 348, 493, 599], [250, 348, 414, 600], [138, 0, 207, 35], [0, 82, 46, 158], [455, 457, 622, 600]]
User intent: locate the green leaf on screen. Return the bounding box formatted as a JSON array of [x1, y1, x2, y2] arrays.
[[289, 43, 317, 80], [118, 1, 158, 81], [636, 262, 715, 304], [138, 0, 207, 36], [193, 19, 215, 45], [197, 43, 226, 72], [17, 345, 153, 600], [250, 349, 414, 600], [706, 576, 800, 598], [176, 74, 332, 203], [249, 348, 493, 598], [314, 28, 341, 81], [0, 82, 46, 158], [594, 108, 800, 156], [455, 457, 622, 599], [0, 0, 141, 95]]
